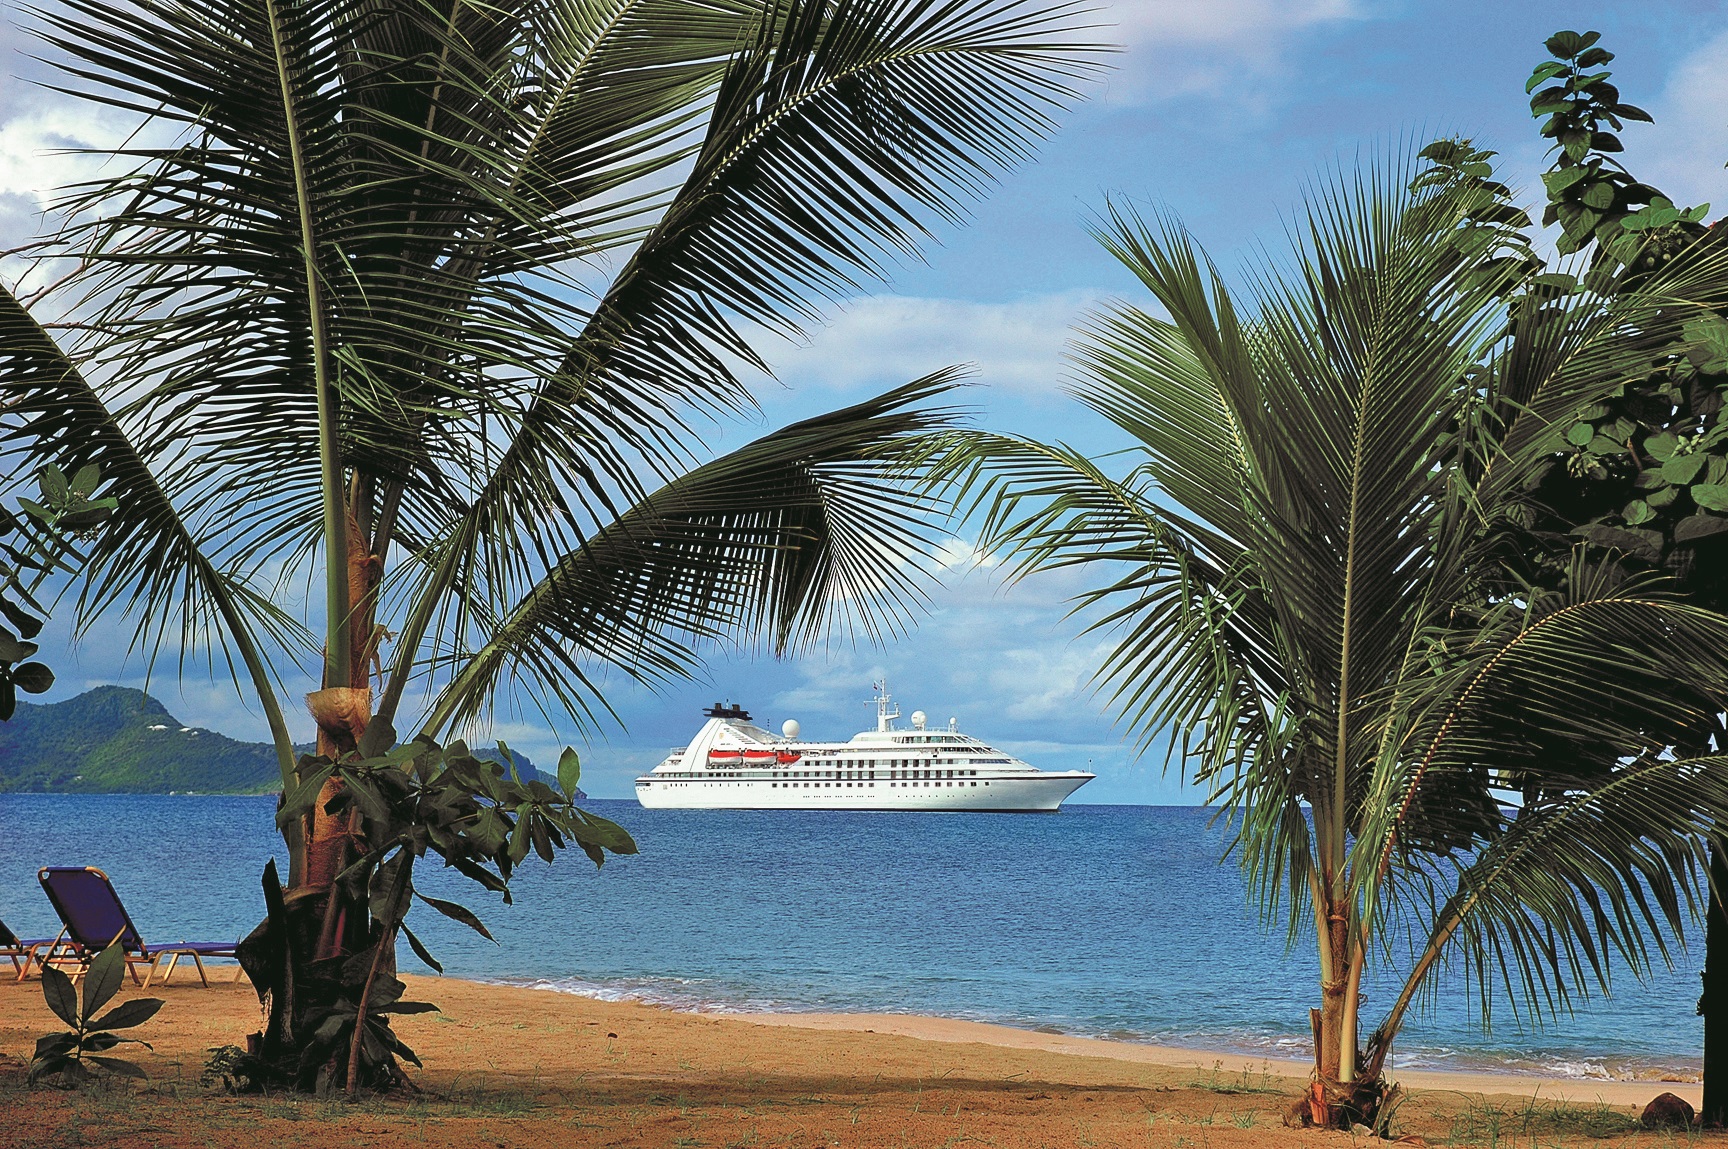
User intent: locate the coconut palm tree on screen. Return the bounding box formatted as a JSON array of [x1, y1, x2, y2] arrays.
[[934, 148, 1728, 1127], [0, 0, 1097, 1090]]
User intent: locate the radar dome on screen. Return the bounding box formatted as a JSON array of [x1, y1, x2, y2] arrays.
[[911, 710, 927, 730], [781, 718, 801, 739]]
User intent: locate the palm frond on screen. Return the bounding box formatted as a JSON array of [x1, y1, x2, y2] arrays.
[[418, 372, 967, 737], [0, 282, 304, 780]]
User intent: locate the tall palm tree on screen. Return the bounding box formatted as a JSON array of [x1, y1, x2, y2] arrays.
[[0, 0, 1098, 1089], [935, 150, 1728, 1127]]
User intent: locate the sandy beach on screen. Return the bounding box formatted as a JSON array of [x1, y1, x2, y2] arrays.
[[0, 971, 1718, 1148]]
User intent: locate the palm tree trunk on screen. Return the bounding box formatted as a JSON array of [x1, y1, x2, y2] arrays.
[[251, 495, 391, 1088], [1703, 841, 1728, 1126], [1303, 857, 1382, 1129]]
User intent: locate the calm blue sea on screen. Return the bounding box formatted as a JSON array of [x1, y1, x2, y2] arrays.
[[0, 796, 1704, 1080]]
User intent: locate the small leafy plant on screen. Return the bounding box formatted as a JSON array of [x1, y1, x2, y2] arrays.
[[1, 463, 116, 719], [30, 943, 163, 1085]]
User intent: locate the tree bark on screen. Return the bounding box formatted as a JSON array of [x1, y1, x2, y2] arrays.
[[1703, 840, 1728, 1126], [248, 491, 397, 1090], [1300, 893, 1386, 1130]]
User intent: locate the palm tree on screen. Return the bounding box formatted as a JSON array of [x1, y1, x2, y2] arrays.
[[0, 0, 1098, 1090], [934, 148, 1728, 1127]]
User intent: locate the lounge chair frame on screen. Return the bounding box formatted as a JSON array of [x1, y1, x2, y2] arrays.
[[35, 866, 243, 988], [0, 918, 62, 982]]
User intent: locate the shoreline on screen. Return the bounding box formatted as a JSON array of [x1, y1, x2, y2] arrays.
[[731, 1007, 1701, 1107], [501, 978, 1703, 1108], [3, 972, 1715, 1146]]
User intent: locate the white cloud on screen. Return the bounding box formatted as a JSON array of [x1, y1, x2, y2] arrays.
[[0, 98, 146, 237], [764, 289, 1097, 398], [1636, 28, 1728, 219], [990, 640, 1115, 722], [1097, 0, 1364, 104], [933, 535, 997, 572]]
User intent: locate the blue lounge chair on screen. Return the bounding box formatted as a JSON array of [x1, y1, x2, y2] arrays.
[[0, 918, 58, 981], [36, 866, 241, 987]]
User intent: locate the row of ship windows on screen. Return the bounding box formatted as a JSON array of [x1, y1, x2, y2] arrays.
[[846, 758, 1011, 767], [770, 780, 988, 789], [672, 768, 984, 780]]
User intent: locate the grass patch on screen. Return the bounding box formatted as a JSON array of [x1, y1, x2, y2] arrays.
[[1438, 1093, 1649, 1147], [1185, 1061, 1286, 1097]]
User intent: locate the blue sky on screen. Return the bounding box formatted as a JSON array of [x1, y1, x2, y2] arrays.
[[5, 0, 1728, 803]]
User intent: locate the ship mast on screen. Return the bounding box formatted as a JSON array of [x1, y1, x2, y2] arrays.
[[873, 680, 900, 733]]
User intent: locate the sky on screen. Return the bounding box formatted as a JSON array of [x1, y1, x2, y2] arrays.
[[5, 0, 1728, 803]]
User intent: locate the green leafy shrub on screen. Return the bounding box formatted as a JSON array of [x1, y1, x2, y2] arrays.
[[1, 463, 115, 719], [30, 943, 163, 1085]]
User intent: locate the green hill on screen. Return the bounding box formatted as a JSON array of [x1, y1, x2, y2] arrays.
[[0, 686, 279, 793], [0, 687, 564, 795]]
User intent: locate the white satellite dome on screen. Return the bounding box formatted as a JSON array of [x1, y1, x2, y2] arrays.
[[781, 718, 801, 739], [911, 710, 927, 729]]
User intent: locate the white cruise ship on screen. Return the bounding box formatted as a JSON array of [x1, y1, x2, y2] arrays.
[[634, 684, 1094, 811]]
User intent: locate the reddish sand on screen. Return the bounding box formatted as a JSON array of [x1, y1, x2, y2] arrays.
[[0, 972, 1717, 1147]]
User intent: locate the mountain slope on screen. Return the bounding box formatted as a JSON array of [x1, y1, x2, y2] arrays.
[[0, 687, 279, 793], [0, 687, 566, 795]]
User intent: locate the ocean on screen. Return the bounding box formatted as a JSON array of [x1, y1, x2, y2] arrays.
[[0, 795, 1704, 1081]]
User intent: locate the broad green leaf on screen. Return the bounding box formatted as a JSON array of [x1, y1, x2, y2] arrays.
[[416, 893, 495, 941], [1692, 483, 1728, 513], [28, 1054, 74, 1083], [70, 464, 100, 497], [1683, 315, 1728, 374], [82, 943, 127, 1020], [276, 764, 335, 830], [34, 1033, 76, 1058], [530, 817, 556, 863], [1, 601, 44, 640], [1644, 430, 1680, 461], [357, 718, 397, 759], [1565, 422, 1594, 446], [11, 661, 53, 694], [1661, 453, 1705, 485], [1580, 181, 1614, 209], [508, 810, 531, 866], [311, 1011, 352, 1044], [40, 965, 78, 1029], [401, 923, 443, 974], [1583, 523, 1663, 560], [376, 1001, 440, 1015], [558, 748, 582, 796], [86, 1054, 147, 1078], [1622, 499, 1653, 525], [337, 769, 393, 826], [1526, 61, 1567, 92], [13, 497, 50, 523], [1676, 513, 1728, 541], [89, 998, 163, 1031], [577, 810, 640, 855], [37, 465, 69, 505], [1585, 433, 1625, 456]]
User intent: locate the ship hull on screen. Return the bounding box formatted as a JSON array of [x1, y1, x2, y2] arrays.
[[635, 772, 1091, 812]]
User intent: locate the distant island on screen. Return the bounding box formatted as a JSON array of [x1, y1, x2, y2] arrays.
[[0, 686, 571, 795]]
